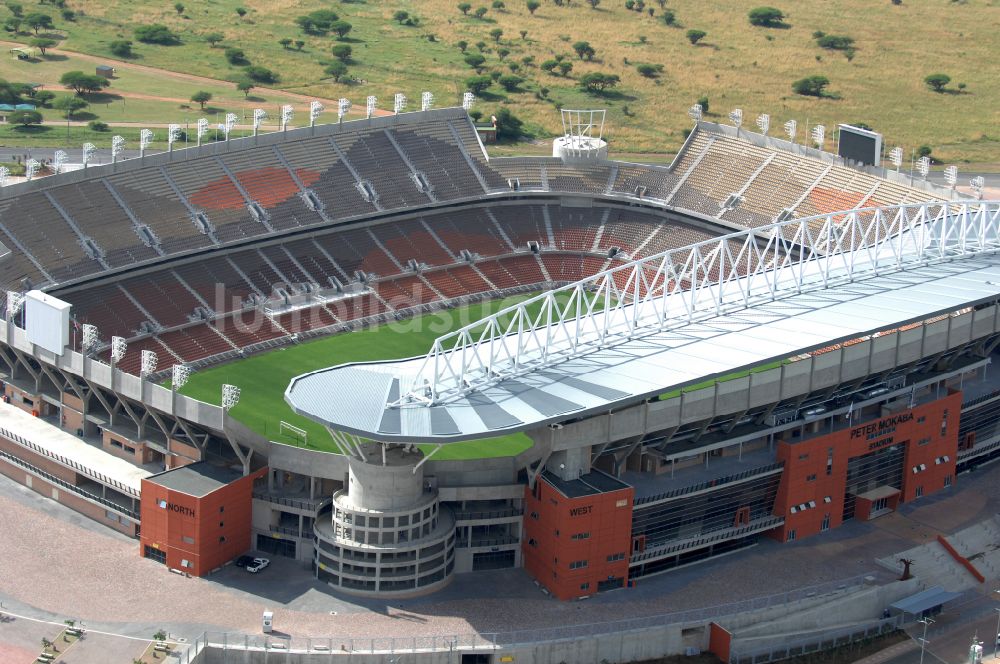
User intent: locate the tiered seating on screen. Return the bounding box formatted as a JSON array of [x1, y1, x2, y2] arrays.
[[282, 238, 348, 284], [721, 153, 826, 227], [794, 167, 868, 219], [611, 164, 678, 200], [541, 254, 587, 283], [381, 274, 439, 307], [550, 209, 602, 251], [448, 118, 508, 190], [222, 149, 325, 230], [475, 260, 521, 290], [488, 158, 546, 190], [372, 219, 454, 267], [46, 182, 160, 268], [121, 274, 201, 329], [259, 246, 316, 286], [598, 210, 664, 255], [105, 170, 213, 255], [158, 325, 232, 363], [326, 292, 387, 322], [313, 227, 399, 278], [640, 223, 716, 257], [671, 138, 769, 216], [229, 252, 286, 296], [0, 194, 100, 282], [66, 285, 149, 338], [497, 254, 546, 285], [213, 313, 285, 347], [546, 162, 614, 194], [492, 205, 548, 248], [164, 160, 265, 245], [341, 129, 430, 210], [276, 136, 377, 220], [173, 261, 254, 313], [0, 243, 46, 292], [428, 209, 512, 257], [430, 265, 491, 299], [670, 131, 713, 176], [390, 125, 485, 200], [274, 305, 338, 333]]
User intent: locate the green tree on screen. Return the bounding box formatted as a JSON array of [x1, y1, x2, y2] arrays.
[[278, 37, 292, 49], [557, 61, 573, 76], [24, 12, 53, 34], [526, 0, 540, 13], [588, 0, 601, 6], [661, 9, 676, 25], [235, 7, 247, 17], [174, 2, 184, 14], [5, 16, 22, 34], [572, 41, 595, 60], [135, 24, 180, 45], [10, 109, 41, 126], [60, 70, 109, 95], [519, 29, 528, 39], [190, 90, 212, 109], [393, 10, 409, 23], [245, 66, 278, 83], [492, 0, 506, 8], [109, 39, 132, 57], [331, 43, 352, 61], [34, 89, 54, 107], [697, 95, 709, 113], [28, 37, 56, 55], [474, 7, 488, 18], [458, 2, 472, 14], [456, 39, 468, 52], [748, 6, 785, 27], [152, 631, 167, 642], [204, 32, 224, 47], [296, 10, 339, 34], [540, 58, 557, 73], [579, 71, 620, 92], [325, 60, 348, 81], [53, 94, 87, 118], [331, 20, 352, 39], [224, 46, 247, 65], [636, 62, 663, 77], [6, 2, 22, 17], [686, 29, 706, 44], [498, 74, 522, 91], [494, 107, 523, 140], [791, 75, 830, 97], [464, 53, 486, 70], [924, 73, 950, 92], [234, 77, 254, 97], [489, 27, 503, 42], [465, 74, 492, 94], [498, 47, 510, 60], [816, 34, 854, 50], [294, 39, 304, 50]]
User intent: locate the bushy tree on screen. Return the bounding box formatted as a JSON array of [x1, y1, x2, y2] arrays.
[[331, 20, 352, 39], [697, 95, 709, 113], [296, 10, 339, 34], [464, 53, 486, 70], [456, 39, 468, 52], [465, 74, 492, 94], [526, 0, 540, 13], [489, 27, 503, 42], [579, 71, 619, 92], [572, 40, 595, 60], [498, 74, 523, 91], [494, 107, 524, 140], [636, 63, 663, 77], [748, 6, 785, 27], [661, 9, 676, 25], [109, 39, 132, 57], [686, 29, 706, 44], [325, 61, 348, 82], [174, 3, 184, 14], [924, 73, 950, 92], [234, 77, 254, 97], [791, 75, 830, 97], [458, 2, 472, 14], [245, 65, 278, 83], [53, 94, 87, 118], [28, 36, 55, 55], [24, 12, 53, 34], [393, 10, 409, 23], [557, 61, 573, 76], [224, 46, 247, 65], [332, 44, 352, 61], [279, 37, 292, 49], [190, 90, 212, 109], [540, 58, 557, 73], [60, 70, 109, 95], [9, 109, 41, 126], [204, 32, 224, 47], [474, 7, 488, 18], [135, 24, 180, 45], [816, 34, 854, 50], [6, 2, 22, 17], [34, 90, 54, 107]]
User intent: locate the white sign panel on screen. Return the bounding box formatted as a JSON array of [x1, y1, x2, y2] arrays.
[[25, 290, 70, 355]]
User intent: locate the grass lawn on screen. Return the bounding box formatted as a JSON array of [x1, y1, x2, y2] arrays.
[[0, 0, 991, 161], [175, 294, 565, 459]]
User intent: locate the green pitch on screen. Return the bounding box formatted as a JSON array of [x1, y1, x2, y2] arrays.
[[174, 293, 579, 459]]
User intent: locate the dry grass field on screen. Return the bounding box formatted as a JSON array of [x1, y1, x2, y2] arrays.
[[2, 0, 998, 159]]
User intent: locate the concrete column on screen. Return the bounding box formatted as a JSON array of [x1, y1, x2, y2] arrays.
[[549, 445, 591, 481], [346, 443, 424, 511]]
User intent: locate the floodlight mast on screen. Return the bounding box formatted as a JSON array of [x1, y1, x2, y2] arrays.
[[80, 323, 97, 353], [167, 124, 181, 152], [280, 104, 294, 132], [971, 176, 985, 200], [110, 336, 127, 366], [111, 135, 125, 163], [81, 143, 96, 169], [252, 108, 267, 137], [393, 93, 407, 115], [811, 124, 825, 150], [309, 101, 324, 128], [139, 129, 153, 158], [337, 98, 351, 122], [24, 159, 39, 181], [171, 364, 191, 390], [421, 91, 433, 112], [195, 119, 209, 147], [462, 92, 475, 111], [222, 384, 241, 411], [687, 104, 702, 123], [366, 95, 377, 119], [728, 108, 743, 131], [756, 113, 770, 136], [889, 146, 904, 172], [222, 112, 238, 141], [0, 166, 9, 187], [5, 291, 24, 320], [52, 150, 67, 175], [944, 165, 958, 189], [784, 119, 797, 144], [558, 109, 606, 159], [140, 349, 158, 376], [917, 156, 930, 179]]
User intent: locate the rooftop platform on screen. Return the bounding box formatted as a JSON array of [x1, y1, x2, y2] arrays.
[[146, 461, 243, 497], [0, 401, 150, 493], [542, 469, 630, 499]]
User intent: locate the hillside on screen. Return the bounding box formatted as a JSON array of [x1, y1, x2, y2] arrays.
[[2, 0, 999, 162]]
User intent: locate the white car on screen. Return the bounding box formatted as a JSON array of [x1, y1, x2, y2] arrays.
[[246, 557, 270, 573]]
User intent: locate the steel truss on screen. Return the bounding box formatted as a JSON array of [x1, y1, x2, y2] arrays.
[[398, 201, 1000, 406]]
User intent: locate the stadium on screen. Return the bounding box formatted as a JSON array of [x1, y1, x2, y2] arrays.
[[2, 99, 1000, 636]]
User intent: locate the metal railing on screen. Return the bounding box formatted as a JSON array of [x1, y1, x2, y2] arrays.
[[452, 506, 523, 521], [0, 425, 141, 498], [457, 535, 520, 549], [729, 615, 903, 664], [253, 489, 331, 512], [629, 516, 785, 563], [397, 201, 1000, 405], [634, 461, 784, 506]]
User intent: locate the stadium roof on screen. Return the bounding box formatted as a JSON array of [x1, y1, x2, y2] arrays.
[[286, 202, 1000, 444]]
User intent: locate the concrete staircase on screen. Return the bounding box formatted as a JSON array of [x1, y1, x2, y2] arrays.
[[945, 514, 1000, 582], [876, 539, 977, 592]]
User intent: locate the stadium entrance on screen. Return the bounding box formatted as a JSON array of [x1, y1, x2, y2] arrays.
[[257, 534, 297, 558]]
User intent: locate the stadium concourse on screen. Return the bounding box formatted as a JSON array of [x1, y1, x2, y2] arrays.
[[2, 105, 1000, 660]]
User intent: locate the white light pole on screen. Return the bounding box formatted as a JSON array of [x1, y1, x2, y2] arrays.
[[337, 98, 351, 123], [728, 108, 743, 130], [309, 101, 324, 128], [462, 92, 475, 111], [172, 364, 190, 390], [421, 91, 434, 112], [784, 119, 797, 144], [82, 143, 96, 169], [140, 350, 158, 376], [5, 291, 24, 325], [53, 150, 67, 174], [393, 93, 407, 115], [811, 124, 825, 150], [688, 104, 702, 123], [81, 324, 97, 353], [223, 112, 238, 141], [280, 104, 294, 132], [253, 108, 267, 137], [366, 95, 377, 119], [25, 159, 39, 181], [196, 118, 209, 147], [111, 135, 125, 164], [756, 113, 770, 136], [889, 146, 903, 172], [110, 336, 127, 370], [222, 384, 241, 411], [918, 617, 934, 664], [139, 129, 153, 158], [971, 176, 985, 200], [167, 124, 181, 153], [0, 166, 9, 187]]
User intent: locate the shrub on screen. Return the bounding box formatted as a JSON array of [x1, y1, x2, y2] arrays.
[[494, 107, 524, 140], [498, 74, 523, 91], [816, 34, 854, 50], [697, 95, 710, 113], [579, 71, 620, 93], [490, 27, 503, 41], [245, 66, 278, 84], [34, 90, 54, 107], [661, 9, 676, 25], [474, 7, 488, 18], [53, 95, 87, 118], [636, 63, 662, 77], [458, 2, 472, 14], [9, 109, 41, 126], [464, 53, 486, 70], [204, 32, 224, 47], [109, 39, 133, 57], [526, 0, 540, 13], [331, 44, 352, 62], [791, 75, 830, 97], [924, 73, 950, 92], [540, 58, 558, 73], [748, 6, 785, 27], [557, 61, 573, 76], [325, 61, 348, 82], [393, 10, 409, 23], [224, 47, 248, 65], [279, 37, 292, 49], [465, 74, 492, 94], [88, 120, 109, 131], [686, 29, 706, 44], [573, 41, 595, 60], [134, 24, 180, 45], [917, 145, 933, 158]]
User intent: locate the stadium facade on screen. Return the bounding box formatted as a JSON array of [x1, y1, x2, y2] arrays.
[[0, 106, 999, 602]]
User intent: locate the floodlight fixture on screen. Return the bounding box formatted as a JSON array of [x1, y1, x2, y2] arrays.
[[6, 291, 24, 317], [917, 156, 930, 178], [393, 93, 407, 115], [52, 150, 67, 174], [222, 383, 241, 410], [171, 364, 191, 390], [82, 143, 96, 168], [462, 92, 475, 110], [889, 146, 903, 170], [687, 104, 702, 123], [337, 98, 351, 122], [944, 165, 958, 187], [756, 113, 770, 136], [167, 124, 181, 152], [253, 108, 267, 136], [139, 129, 153, 157], [140, 349, 158, 375], [309, 101, 324, 127], [784, 119, 797, 143], [0, 166, 9, 187], [81, 323, 98, 351], [366, 95, 377, 119], [223, 112, 238, 140], [811, 124, 825, 150], [196, 118, 209, 146], [111, 336, 127, 362], [111, 135, 125, 163], [421, 91, 434, 112], [728, 108, 743, 129], [280, 104, 294, 132], [25, 159, 39, 181], [971, 176, 985, 199]]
